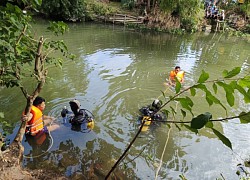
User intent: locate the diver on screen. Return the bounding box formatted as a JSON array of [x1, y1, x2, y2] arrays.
[[139, 99, 163, 120], [60, 99, 94, 132], [138, 99, 166, 131]]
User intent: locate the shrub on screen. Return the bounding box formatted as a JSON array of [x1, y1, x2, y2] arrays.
[[41, 0, 86, 21]]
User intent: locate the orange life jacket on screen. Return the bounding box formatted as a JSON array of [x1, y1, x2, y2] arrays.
[[26, 105, 44, 136], [169, 70, 177, 81]]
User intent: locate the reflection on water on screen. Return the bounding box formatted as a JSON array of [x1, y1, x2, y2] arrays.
[[0, 21, 250, 179]]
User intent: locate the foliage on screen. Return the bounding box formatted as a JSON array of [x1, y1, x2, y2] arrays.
[[159, 67, 250, 150], [0, 3, 71, 90], [0, 3, 34, 88], [0, 2, 74, 158], [240, 0, 250, 16], [41, 0, 86, 21], [0, 0, 42, 10], [85, 0, 118, 20], [0, 113, 4, 119], [158, 0, 203, 32], [41, 0, 118, 21], [121, 0, 136, 10], [106, 67, 250, 178]]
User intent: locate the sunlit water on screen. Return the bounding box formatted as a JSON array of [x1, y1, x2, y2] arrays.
[[0, 20, 250, 179]]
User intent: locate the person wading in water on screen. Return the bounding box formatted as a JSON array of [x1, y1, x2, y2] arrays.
[[168, 66, 185, 86]]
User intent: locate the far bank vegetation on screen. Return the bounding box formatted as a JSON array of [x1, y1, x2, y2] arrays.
[[40, 0, 250, 34]]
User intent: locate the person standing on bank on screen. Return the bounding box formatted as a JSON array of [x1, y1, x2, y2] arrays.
[[168, 66, 185, 86], [22, 96, 59, 136]]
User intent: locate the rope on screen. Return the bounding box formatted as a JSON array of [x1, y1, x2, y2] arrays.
[[23, 117, 56, 159], [154, 100, 179, 179], [157, 82, 174, 100]]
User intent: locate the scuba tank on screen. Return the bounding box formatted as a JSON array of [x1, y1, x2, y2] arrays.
[[61, 106, 69, 123]]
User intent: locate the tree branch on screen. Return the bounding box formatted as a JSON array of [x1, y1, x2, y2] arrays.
[[10, 36, 45, 164], [150, 112, 250, 124], [14, 25, 27, 56], [35, 37, 44, 79], [105, 120, 146, 179]]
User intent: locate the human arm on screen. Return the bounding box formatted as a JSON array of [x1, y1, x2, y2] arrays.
[[181, 71, 185, 83], [43, 115, 56, 126]]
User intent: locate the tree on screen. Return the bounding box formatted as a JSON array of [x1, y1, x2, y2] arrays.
[[105, 67, 250, 179], [0, 2, 73, 164], [41, 0, 86, 21]]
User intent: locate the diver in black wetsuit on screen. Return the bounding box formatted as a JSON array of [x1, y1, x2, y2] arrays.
[[139, 99, 164, 121], [60, 100, 94, 131]]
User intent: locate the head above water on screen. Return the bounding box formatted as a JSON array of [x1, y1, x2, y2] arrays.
[[69, 99, 81, 115], [174, 66, 181, 73], [152, 99, 162, 110]]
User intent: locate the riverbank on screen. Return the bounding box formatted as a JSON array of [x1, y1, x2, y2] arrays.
[[38, 0, 249, 34], [93, 1, 249, 35]]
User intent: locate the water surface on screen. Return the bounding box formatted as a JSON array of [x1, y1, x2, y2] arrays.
[[1, 21, 250, 179]]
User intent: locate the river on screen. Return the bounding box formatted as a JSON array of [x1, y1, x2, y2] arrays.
[[0, 20, 250, 179]]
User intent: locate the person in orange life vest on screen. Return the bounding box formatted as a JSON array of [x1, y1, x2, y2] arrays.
[[22, 96, 59, 144], [168, 66, 185, 86]]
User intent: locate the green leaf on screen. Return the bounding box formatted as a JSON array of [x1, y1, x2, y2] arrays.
[[235, 84, 250, 103], [217, 81, 234, 94], [191, 112, 212, 129], [206, 94, 214, 106], [205, 91, 227, 111], [0, 112, 4, 118], [190, 87, 196, 96], [181, 109, 186, 119], [226, 92, 234, 107], [205, 121, 213, 128], [35, 0, 43, 6], [175, 79, 181, 93], [185, 96, 194, 107], [170, 106, 176, 115], [238, 76, 250, 88], [213, 83, 217, 94], [175, 97, 193, 116], [166, 124, 171, 129], [161, 90, 166, 99], [197, 70, 209, 83], [239, 112, 250, 124], [222, 70, 228, 77], [223, 67, 241, 78], [193, 84, 207, 91], [229, 81, 237, 89], [217, 81, 235, 106], [212, 128, 232, 150], [184, 124, 198, 134], [175, 124, 181, 131], [161, 109, 169, 119]]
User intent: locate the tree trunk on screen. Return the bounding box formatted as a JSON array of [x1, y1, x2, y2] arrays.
[[147, 0, 151, 12], [8, 37, 45, 164]]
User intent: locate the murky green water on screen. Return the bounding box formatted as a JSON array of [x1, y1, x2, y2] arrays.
[[1, 20, 250, 179]]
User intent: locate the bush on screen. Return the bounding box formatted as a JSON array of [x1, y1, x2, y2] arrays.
[[41, 0, 86, 21], [121, 0, 136, 10], [87, 1, 118, 16]]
